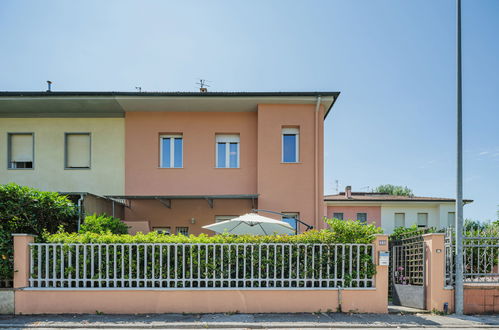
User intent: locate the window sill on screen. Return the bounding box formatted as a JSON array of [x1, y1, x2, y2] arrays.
[[7, 168, 34, 170], [158, 167, 184, 169], [281, 162, 302, 164], [214, 167, 241, 169], [64, 167, 91, 170]]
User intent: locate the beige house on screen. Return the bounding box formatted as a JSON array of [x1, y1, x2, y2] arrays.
[[325, 187, 473, 234]]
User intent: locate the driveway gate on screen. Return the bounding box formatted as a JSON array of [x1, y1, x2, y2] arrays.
[[390, 234, 426, 310]]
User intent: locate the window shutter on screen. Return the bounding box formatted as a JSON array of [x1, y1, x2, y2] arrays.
[[11, 134, 33, 162], [67, 134, 90, 168]]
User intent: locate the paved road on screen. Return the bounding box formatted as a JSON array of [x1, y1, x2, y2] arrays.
[[1, 313, 498, 329]]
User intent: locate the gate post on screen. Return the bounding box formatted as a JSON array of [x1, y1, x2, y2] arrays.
[[374, 234, 389, 313], [423, 233, 454, 313], [12, 234, 36, 289]]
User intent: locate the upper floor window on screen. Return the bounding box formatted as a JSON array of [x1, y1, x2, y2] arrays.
[[216, 134, 239, 168], [333, 212, 344, 220], [282, 127, 299, 163], [394, 213, 405, 228], [357, 212, 367, 224], [65, 133, 91, 169], [417, 213, 428, 228], [8, 133, 34, 169], [447, 212, 456, 227], [160, 135, 183, 168]]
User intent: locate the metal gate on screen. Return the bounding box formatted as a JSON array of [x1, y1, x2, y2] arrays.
[[390, 234, 426, 310]]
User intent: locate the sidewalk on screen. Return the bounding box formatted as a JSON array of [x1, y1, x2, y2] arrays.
[[1, 312, 499, 329]]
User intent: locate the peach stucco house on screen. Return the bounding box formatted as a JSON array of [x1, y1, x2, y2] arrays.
[[325, 186, 472, 234], [0, 91, 339, 235]]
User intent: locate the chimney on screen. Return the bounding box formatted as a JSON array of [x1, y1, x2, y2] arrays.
[[345, 186, 352, 199], [199, 87, 208, 92]]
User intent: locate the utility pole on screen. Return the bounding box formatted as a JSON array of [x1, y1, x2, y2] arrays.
[[455, 0, 464, 315]]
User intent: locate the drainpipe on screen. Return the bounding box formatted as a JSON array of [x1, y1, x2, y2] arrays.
[[77, 194, 85, 231], [314, 96, 321, 230]]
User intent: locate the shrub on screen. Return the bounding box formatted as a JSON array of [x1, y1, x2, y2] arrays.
[[0, 183, 78, 282], [323, 217, 383, 243], [79, 214, 128, 235]]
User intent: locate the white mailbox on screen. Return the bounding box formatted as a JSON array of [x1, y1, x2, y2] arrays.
[[378, 251, 390, 266]]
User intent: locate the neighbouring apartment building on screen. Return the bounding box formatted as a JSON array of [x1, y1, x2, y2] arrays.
[[325, 186, 472, 233], [0, 91, 339, 235]]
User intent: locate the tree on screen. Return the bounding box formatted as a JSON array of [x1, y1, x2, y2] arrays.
[[374, 184, 413, 196]]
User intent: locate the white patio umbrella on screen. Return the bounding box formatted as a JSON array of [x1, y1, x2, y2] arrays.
[[202, 213, 295, 236]]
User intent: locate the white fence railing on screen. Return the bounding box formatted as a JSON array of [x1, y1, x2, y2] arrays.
[[445, 230, 499, 285], [28, 243, 375, 289]]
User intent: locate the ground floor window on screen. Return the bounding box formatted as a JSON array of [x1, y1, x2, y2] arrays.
[[176, 227, 189, 235], [153, 227, 171, 235], [332, 212, 344, 220], [281, 212, 299, 234], [417, 213, 428, 228], [215, 215, 237, 223]]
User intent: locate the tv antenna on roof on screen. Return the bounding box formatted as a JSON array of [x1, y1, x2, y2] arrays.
[[196, 79, 211, 92]]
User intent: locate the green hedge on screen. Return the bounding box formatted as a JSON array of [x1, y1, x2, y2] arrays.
[[79, 213, 129, 235], [39, 222, 381, 289], [0, 183, 77, 282]]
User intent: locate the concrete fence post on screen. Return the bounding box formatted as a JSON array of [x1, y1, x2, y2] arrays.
[[373, 234, 389, 313], [12, 234, 36, 289], [423, 233, 454, 313]]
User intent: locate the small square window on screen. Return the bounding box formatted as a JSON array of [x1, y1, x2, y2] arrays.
[[417, 213, 428, 228], [8, 133, 34, 169], [160, 135, 183, 168], [394, 213, 405, 228], [357, 213, 367, 224], [175, 227, 189, 236], [65, 133, 91, 169], [282, 127, 299, 163], [333, 212, 344, 220]]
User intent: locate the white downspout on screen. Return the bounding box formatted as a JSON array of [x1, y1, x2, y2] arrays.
[[314, 96, 321, 230], [77, 194, 85, 231]]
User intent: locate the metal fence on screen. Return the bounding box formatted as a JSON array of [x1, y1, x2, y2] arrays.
[[28, 243, 375, 289], [446, 229, 499, 285]]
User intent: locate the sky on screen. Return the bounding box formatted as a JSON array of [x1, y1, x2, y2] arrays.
[[0, 0, 498, 221]]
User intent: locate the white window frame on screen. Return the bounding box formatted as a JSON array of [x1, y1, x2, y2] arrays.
[[160, 135, 183, 168], [215, 134, 240, 168], [175, 227, 189, 236], [281, 127, 299, 163]]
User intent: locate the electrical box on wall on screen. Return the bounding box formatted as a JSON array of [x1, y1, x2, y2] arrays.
[[378, 251, 390, 266]]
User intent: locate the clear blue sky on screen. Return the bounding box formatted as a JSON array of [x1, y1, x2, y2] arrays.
[[1, 0, 498, 221]]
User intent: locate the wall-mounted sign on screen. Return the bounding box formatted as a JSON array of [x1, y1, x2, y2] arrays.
[[379, 251, 390, 266]]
